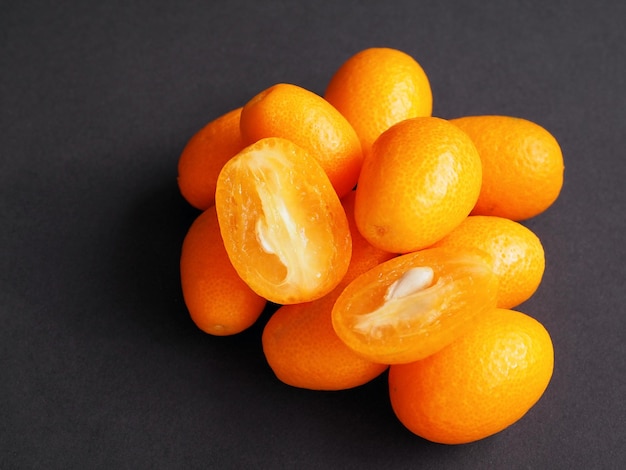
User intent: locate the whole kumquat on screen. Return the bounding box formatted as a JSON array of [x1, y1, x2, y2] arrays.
[[177, 107, 245, 210], [180, 206, 267, 335], [450, 115, 564, 221], [431, 215, 545, 309], [262, 293, 389, 391], [240, 83, 363, 198], [388, 308, 554, 444], [325, 47, 432, 155], [355, 116, 482, 253]]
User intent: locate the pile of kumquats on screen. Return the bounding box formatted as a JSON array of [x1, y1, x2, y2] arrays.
[[177, 47, 564, 445]]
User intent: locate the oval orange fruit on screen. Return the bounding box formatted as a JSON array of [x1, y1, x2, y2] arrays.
[[354, 116, 482, 253], [388, 307, 554, 444], [215, 137, 352, 305], [177, 107, 245, 210], [431, 215, 545, 309], [180, 206, 267, 335], [239, 83, 363, 198], [262, 293, 389, 391], [450, 115, 564, 221], [325, 47, 433, 155]]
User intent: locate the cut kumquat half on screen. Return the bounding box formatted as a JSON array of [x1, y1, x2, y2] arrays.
[[215, 137, 352, 305], [331, 246, 498, 364]]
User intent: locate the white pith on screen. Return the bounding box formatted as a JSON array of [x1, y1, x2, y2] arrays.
[[384, 266, 435, 301], [352, 266, 440, 337], [250, 150, 321, 290]]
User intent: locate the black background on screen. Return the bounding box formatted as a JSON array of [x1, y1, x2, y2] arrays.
[[2, 1, 625, 468]]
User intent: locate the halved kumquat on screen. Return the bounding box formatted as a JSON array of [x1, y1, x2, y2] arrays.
[[331, 246, 498, 365], [215, 137, 352, 305]]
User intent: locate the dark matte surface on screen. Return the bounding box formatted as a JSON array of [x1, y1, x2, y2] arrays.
[[2, 1, 625, 468]]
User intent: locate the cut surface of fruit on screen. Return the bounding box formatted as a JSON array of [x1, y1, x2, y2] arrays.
[[215, 137, 352, 305], [331, 247, 498, 364]]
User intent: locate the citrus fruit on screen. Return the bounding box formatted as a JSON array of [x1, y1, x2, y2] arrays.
[[215, 137, 352, 305], [388, 307, 554, 444], [239, 83, 363, 198], [177, 107, 245, 210], [331, 246, 498, 364], [324, 47, 433, 155], [262, 292, 389, 391], [354, 116, 482, 253], [180, 206, 267, 335], [261, 191, 395, 390], [431, 215, 545, 309], [450, 115, 564, 221]]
